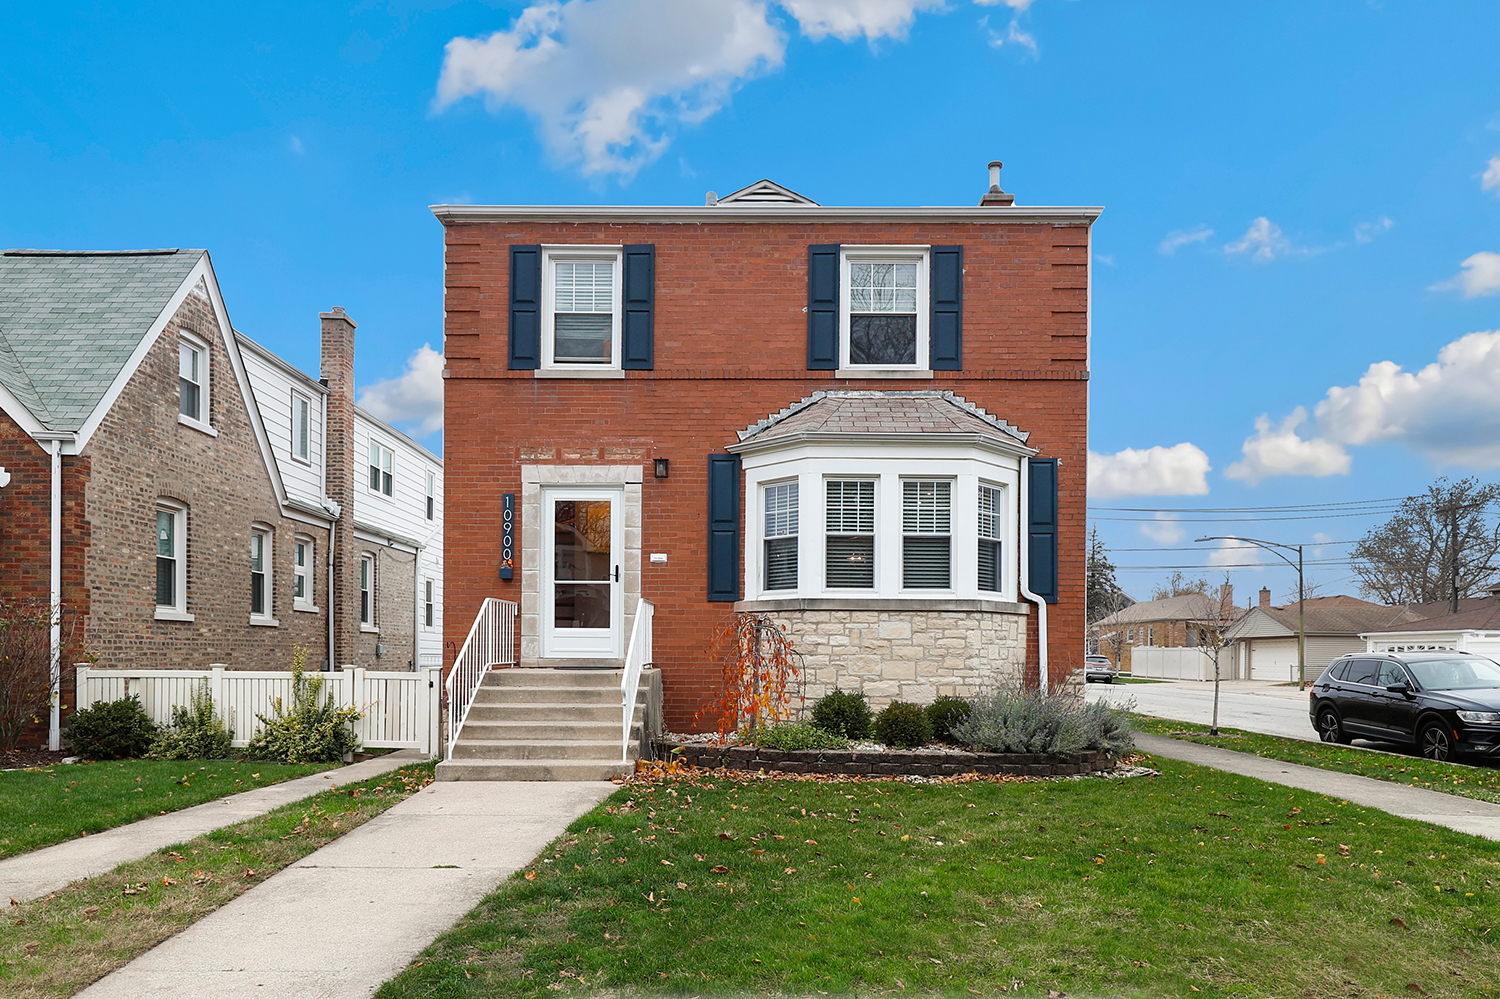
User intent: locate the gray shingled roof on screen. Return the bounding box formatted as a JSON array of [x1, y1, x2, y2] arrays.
[[0, 249, 204, 432], [736, 391, 1030, 447], [1095, 592, 1225, 627]]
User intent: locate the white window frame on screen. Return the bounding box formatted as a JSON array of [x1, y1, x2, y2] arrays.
[[177, 331, 216, 435], [424, 577, 435, 629], [824, 478, 878, 591], [249, 526, 277, 626], [541, 245, 623, 372], [901, 478, 953, 592], [368, 441, 394, 497], [425, 471, 436, 521], [154, 500, 193, 621], [360, 553, 378, 631], [978, 481, 1004, 593], [292, 391, 312, 463], [293, 535, 317, 612], [762, 480, 800, 592], [838, 246, 931, 376]]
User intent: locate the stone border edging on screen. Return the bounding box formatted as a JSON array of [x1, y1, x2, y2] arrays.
[[660, 741, 1116, 778]]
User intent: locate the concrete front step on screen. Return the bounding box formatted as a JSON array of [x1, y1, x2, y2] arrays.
[[460, 720, 640, 742], [436, 759, 632, 782], [471, 685, 622, 705], [485, 667, 641, 687], [453, 739, 628, 761], [466, 702, 642, 723]]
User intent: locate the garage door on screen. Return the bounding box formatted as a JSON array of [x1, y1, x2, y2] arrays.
[[1249, 637, 1300, 682]]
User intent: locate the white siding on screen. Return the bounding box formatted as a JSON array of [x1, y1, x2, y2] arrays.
[[238, 339, 326, 506]]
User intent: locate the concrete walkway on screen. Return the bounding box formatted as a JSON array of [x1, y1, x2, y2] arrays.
[[0, 750, 427, 903], [77, 780, 618, 999], [1137, 732, 1500, 842]]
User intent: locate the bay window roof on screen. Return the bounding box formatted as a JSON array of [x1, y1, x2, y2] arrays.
[[729, 390, 1033, 456]]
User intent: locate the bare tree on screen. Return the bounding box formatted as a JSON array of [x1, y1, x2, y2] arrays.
[[1280, 578, 1325, 604], [1352, 477, 1500, 608], [1194, 578, 1239, 736], [0, 600, 53, 750], [1151, 570, 1212, 602]]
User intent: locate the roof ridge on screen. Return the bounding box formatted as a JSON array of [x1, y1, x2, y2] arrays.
[[4, 248, 181, 257]]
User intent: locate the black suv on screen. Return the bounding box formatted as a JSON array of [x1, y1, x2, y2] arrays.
[[1309, 651, 1500, 761]]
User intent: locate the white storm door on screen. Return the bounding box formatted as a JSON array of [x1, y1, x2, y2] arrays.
[[542, 488, 624, 658]]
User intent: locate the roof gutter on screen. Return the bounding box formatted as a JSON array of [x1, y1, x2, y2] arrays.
[[432, 205, 1103, 226]]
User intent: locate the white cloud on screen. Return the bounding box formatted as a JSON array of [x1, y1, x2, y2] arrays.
[[781, 0, 944, 41], [1224, 217, 1318, 262], [1352, 216, 1393, 243], [1207, 538, 1267, 569], [1430, 251, 1500, 298], [288, 136, 304, 155], [1224, 408, 1351, 485], [1088, 443, 1211, 499], [1482, 156, 1500, 195], [357, 344, 445, 437], [1094, 252, 1115, 267], [1159, 226, 1213, 256], [435, 0, 785, 177], [1139, 513, 1185, 545]]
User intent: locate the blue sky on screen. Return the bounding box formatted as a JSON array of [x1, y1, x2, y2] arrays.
[[3, 1, 1498, 602]]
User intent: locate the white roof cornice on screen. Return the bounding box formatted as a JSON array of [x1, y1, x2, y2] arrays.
[[432, 205, 1103, 226]]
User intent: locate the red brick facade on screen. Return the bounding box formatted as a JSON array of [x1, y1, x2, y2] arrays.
[[440, 209, 1091, 730]]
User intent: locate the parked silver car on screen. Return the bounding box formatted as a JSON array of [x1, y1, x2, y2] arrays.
[[1084, 654, 1117, 683]]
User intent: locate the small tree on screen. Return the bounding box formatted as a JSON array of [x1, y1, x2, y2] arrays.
[[0, 600, 54, 750], [1195, 578, 1239, 736], [696, 613, 802, 741]]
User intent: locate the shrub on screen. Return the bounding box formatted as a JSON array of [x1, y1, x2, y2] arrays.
[[147, 680, 233, 760], [950, 686, 1135, 756], [874, 701, 933, 749], [245, 650, 361, 764], [746, 721, 851, 752], [66, 696, 158, 760], [925, 696, 971, 744], [810, 689, 872, 741]]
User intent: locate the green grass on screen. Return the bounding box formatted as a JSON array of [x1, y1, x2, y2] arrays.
[[0, 764, 433, 999], [0, 759, 336, 859], [1111, 676, 1165, 684], [377, 761, 1499, 999], [1132, 714, 1500, 806]]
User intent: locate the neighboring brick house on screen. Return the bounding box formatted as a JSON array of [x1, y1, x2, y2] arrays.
[[1094, 590, 1237, 673], [436, 169, 1096, 730], [0, 249, 442, 748]]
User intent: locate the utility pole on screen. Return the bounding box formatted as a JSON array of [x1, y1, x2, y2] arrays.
[[1196, 535, 1306, 689], [1451, 503, 1460, 615]]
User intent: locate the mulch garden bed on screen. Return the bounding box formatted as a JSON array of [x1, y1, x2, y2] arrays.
[[658, 740, 1116, 778], [0, 747, 71, 771]]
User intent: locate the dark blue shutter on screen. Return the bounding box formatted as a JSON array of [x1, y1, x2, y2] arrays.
[[707, 454, 741, 602], [1028, 457, 1058, 604], [622, 244, 654, 369], [930, 246, 963, 370], [509, 245, 541, 370], [807, 245, 839, 369]]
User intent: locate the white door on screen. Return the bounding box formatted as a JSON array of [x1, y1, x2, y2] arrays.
[[542, 488, 623, 658]]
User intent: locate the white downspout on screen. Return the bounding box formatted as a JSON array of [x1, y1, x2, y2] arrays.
[[1018, 456, 1050, 696], [48, 440, 62, 750]]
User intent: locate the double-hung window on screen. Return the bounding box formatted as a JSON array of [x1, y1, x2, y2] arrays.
[[978, 484, 1003, 592], [178, 333, 210, 427], [763, 482, 798, 591], [841, 248, 929, 371], [424, 578, 435, 628], [293, 536, 314, 610], [360, 554, 376, 628], [425, 472, 435, 521], [368, 442, 393, 496], [249, 528, 274, 623], [155, 503, 188, 618], [902, 480, 951, 589], [825, 480, 875, 589], [292, 392, 311, 462], [544, 248, 621, 368]]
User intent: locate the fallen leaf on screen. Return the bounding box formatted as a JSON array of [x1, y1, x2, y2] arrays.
[[676, 882, 687, 890], [784, 868, 797, 874], [82, 906, 100, 919], [718, 832, 732, 841], [23, 941, 39, 955], [805, 839, 818, 845], [710, 865, 731, 874], [524, 870, 537, 881], [1391, 917, 1408, 929], [1407, 984, 1426, 995], [661, 860, 674, 866]]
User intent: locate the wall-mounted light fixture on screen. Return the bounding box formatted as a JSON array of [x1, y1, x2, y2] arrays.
[[0, 466, 11, 490], [653, 458, 670, 479]]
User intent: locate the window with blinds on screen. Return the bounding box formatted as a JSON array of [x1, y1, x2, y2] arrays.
[[978, 483, 1003, 592], [553, 260, 615, 362], [903, 480, 951, 589], [763, 481, 799, 591], [825, 480, 875, 588]]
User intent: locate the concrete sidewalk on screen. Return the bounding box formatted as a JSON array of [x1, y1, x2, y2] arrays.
[[1137, 732, 1500, 842], [0, 750, 427, 903], [77, 779, 618, 999]]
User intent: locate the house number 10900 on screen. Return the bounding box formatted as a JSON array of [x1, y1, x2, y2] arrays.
[[499, 493, 515, 580]]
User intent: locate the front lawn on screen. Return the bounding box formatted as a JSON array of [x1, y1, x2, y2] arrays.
[[0, 760, 336, 859], [1133, 714, 1500, 806], [0, 764, 433, 998], [378, 759, 1499, 999]]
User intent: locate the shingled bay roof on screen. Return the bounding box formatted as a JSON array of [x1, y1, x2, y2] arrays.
[[732, 390, 1030, 450], [0, 249, 204, 432]]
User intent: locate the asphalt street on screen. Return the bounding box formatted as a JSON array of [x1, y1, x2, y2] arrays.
[[1084, 677, 1322, 741]]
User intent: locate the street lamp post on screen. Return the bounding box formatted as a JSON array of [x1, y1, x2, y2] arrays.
[[1195, 535, 1307, 691]]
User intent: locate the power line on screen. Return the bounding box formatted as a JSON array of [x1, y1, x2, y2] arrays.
[[1091, 509, 1400, 523], [1104, 542, 1357, 552], [1087, 497, 1407, 514]]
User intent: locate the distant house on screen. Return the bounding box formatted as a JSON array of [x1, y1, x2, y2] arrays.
[[1360, 586, 1500, 660], [1094, 589, 1236, 672], [1223, 589, 1418, 682]]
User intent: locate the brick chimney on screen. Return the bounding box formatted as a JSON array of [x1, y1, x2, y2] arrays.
[[1219, 583, 1234, 622], [321, 307, 358, 669], [979, 160, 1015, 207], [1259, 587, 1271, 609]]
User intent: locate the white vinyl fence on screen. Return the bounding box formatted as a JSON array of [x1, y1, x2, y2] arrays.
[[75, 665, 443, 757], [1128, 646, 1227, 682]]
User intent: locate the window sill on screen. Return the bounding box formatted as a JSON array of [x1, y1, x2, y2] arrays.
[[835, 368, 934, 380], [249, 616, 280, 628], [534, 368, 626, 379], [291, 454, 312, 466], [154, 608, 196, 622], [293, 603, 321, 614], [735, 596, 1030, 615], [178, 414, 219, 437], [360, 624, 381, 634]]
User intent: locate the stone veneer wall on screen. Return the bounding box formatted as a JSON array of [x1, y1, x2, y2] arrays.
[[749, 603, 1031, 708]]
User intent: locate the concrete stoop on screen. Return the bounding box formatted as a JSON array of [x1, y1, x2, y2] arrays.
[[437, 667, 656, 782]]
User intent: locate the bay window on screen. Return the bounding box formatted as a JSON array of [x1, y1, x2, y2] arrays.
[[825, 480, 875, 589], [978, 484, 1003, 592], [763, 481, 799, 591], [902, 480, 951, 589]]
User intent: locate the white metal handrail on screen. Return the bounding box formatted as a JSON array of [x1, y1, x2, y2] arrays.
[[445, 597, 518, 758], [621, 598, 654, 762]]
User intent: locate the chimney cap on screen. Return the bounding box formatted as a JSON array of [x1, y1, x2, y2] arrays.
[[988, 160, 1003, 170], [705, 191, 718, 206], [319, 307, 357, 327]]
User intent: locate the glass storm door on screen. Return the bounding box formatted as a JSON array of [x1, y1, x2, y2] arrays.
[[542, 489, 623, 658]]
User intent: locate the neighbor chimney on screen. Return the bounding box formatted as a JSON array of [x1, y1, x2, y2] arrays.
[[1259, 587, 1271, 609], [705, 191, 718, 206], [979, 160, 1015, 207], [1219, 583, 1234, 621], [321, 307, 359, 669]]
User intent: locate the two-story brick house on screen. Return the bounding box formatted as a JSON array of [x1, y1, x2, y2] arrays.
[[437, 169, 1097, 733]]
